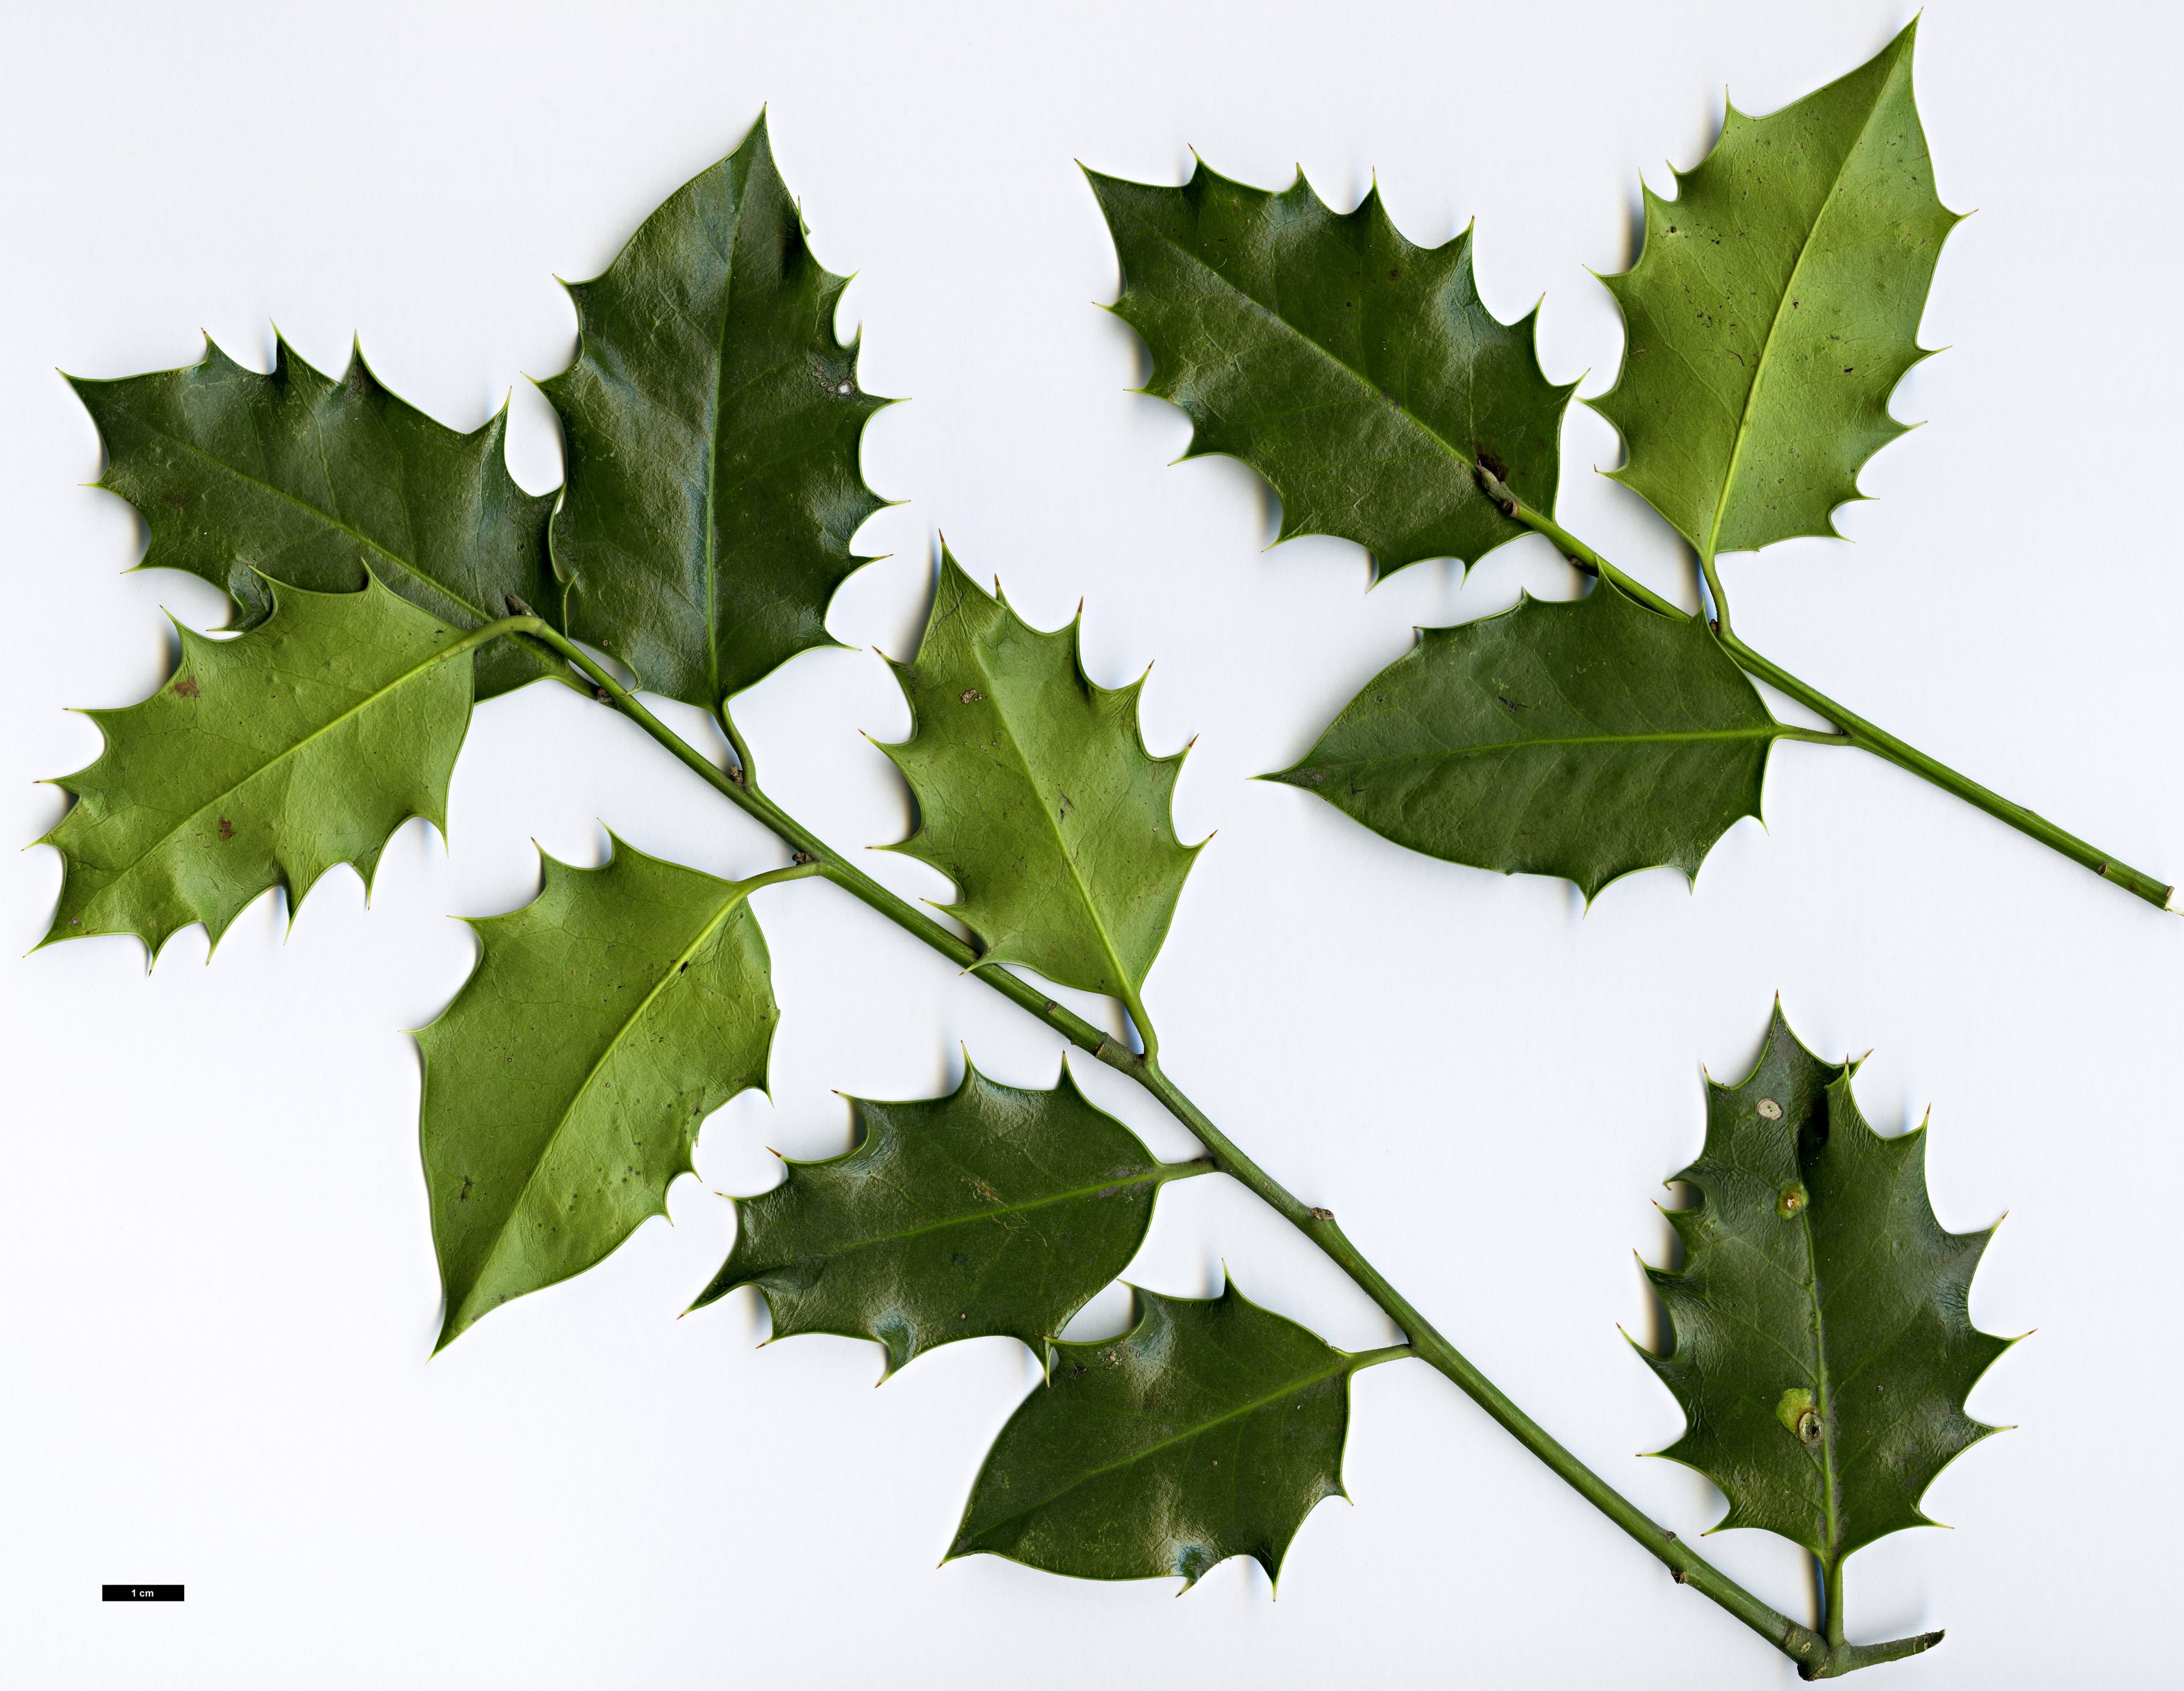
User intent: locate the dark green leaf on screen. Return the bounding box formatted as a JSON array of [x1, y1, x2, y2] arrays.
[[694, 1061, 1203, 1375], [1593, 21, 1960, 558], [881, 552, 1200, 1006], [69, 336, 559, 700], [1639, 1004, 2012, 1566], [1088, 161, 1573, 577], [1268, 581, 1782, 898], [541, 114, 892, 711], [950, 1282, 1357, 1587], [39, 577, 475, 959], [417, 837, 781, 1348]]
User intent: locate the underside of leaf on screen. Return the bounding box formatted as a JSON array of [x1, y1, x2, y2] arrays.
[[541, 113, 893, 711], [949, 1280, 1354, 1587], [69, 335, 559, 700], [417, 837, 781, 1348], [880, 551, 1200, 1005], [39, 576, 475, 959], [1592, 20, 1961, 558], [1639, 1003, 2012, 1563], [1268, 581, 1782, 898], [1089, 161, 1573, 579], [695, 1060, 1201, 1376]]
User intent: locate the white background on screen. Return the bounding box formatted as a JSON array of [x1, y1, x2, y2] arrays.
[[3, 2, 2177, 1685]]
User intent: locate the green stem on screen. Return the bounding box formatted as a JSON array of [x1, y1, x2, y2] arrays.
[[488, 614, 1896, 1674], [1505, 504, 2174, 912], [1721, 630, 2173, 909]]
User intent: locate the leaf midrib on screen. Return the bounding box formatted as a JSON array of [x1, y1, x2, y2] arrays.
[[463, 880, 755, 1308], [1796, 1162, 1846, 1568], [1701, 56, 1908, 563], [758, 1163, 1173, 1264], [147, 427, 493, 628], [968, 634, 1139, 1002], [1313, 725, 1780, 770], [963, 1350, 1349, 1546], [700, 195, 738, 708], [1115, 201, 1492, 496], [78, 618, 467, 912]]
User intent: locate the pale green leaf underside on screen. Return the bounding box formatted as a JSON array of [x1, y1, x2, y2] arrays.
[[68, 336, 559, 700], [417, 838, 779, 1348], [695, 1062, 1199, 1375], [950, 1282, 1354, 1587], [1594, 20, 1960, 558], [1270, 581, 1782, 898], [1089, 161, 1573, 577], [1641, 1005, 2011, 1561], [882, 552, 1199, 1005], [542, 113, 891, 711], [40, 577, 474, 959]]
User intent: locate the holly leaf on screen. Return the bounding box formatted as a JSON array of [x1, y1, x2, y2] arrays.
[[880, 552, 1200, 1007], [1592, 21, 1960, 559], [1267, 581, 1782, 898], [69, 336, 559, 700], [541, 113, 892, 712], [1639, 1004, 2013, 1569], [949, 1281, 1357, 1587], [1088, 161, 1573, 578], [417, 838, 781, 1348], [39, 576, 475, 959], [693, 1061, 1204, 1376]]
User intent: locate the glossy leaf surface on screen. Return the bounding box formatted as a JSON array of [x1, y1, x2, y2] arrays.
[[881, 552, 1198, 1005], [417, 839, 779, 1348], [1089, 163, 1573, 577], [40, 577, 472, 958], [695, 1062, 1200, 1375], [69, 336, 558, 700], [950, 1282, 1355, 1586], [542, 114, 891, 711], [1593, 22, 1959, 558], [1641, 1005, 2011, 1562], [1268, 582, 1781, 898]]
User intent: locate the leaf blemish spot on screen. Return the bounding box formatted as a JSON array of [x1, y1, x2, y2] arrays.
[[1756, 1097, 1783, 1120]]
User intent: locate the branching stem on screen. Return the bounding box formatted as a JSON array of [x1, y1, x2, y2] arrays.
[[1503, 501, 2174, 910], [478, 611, 1928, 1676]]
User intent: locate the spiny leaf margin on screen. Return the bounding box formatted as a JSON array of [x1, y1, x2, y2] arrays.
[[878, 550, 1201, 1007], [1089, 158, 1575, 579], [1637, 1002, 2015, 1562], [1591, 20, 1962, 559], [948, 1278, 1359, 1589], [694, 1057, 1205, 1376], [540, 111, 896, 713], [38, 574, 475, 962], [417, 834, 783, 1349], [67, 333, 560, 700], [1268, 579, 1785, 900]]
